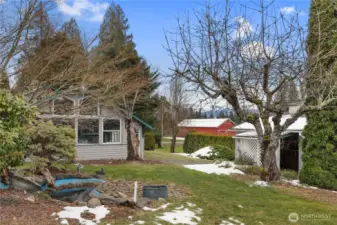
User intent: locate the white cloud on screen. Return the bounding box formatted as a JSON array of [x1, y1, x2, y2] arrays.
[[56, 0, 109, 22], [280, 6, 296, 15], [235, 17, 253, 39]]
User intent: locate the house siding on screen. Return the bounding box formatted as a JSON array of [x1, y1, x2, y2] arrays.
[[76, 144, 127, 160]]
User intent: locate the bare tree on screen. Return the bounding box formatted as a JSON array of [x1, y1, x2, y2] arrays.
[[169, 74, 191, 153], [165, 1, 337, 180]]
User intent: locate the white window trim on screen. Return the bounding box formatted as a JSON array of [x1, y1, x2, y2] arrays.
[[102, 118, 122, 144]]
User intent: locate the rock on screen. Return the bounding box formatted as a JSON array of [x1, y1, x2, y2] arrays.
[[9, 176, 41, 192], [136, 198, 151, 208], [34, 191, 51, 200], [88, 198, 101, 208], [117, 191, 128, 199], [25, 195, 36, 202], [99, 194, 135, 207], [76, 201, 87, 206], [158, 198, 166, 202]]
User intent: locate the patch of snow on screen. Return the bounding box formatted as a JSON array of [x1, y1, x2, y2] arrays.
[[133, 221, 145, 224], [60, 219, 69, 225], [186, 202, 196, 207], [157, 208, 201, 225], [184, 162, 244, 175], [174, 153, 191, 157], [175, 205, 184, 210], [237, 205, 244, 208], [57, 206, 110, 225], [220, 217, 245, 225], [283, 179, 337, 193], [190, 146, 213, 158], [253, 181, 270, 187], [128, 216, 133, 219], [51, 212, 56, 217], [195, 208, 203, 214], [143, 203, 170, 212]]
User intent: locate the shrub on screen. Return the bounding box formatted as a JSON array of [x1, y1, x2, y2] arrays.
[[183, 132, 234, 154], [0, 91, 35, 181], [240, 166, 264, 176], [200, 145, 235, 160], [299, 107, 337, 191], [144, 131, 155, 150], [281, 170, 298, 180], [25, 120, 76, 170], [234, 154, 255, 166]]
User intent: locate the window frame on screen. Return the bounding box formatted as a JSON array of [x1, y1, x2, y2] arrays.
[[102, 118, 122, 144], [77, 118, 100, 145]]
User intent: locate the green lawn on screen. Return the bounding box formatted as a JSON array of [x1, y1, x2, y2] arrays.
[[80, 164, 337, 225], [155, 144, 184, 153]]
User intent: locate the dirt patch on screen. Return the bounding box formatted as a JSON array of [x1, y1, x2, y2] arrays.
[[97, 179, 190, 200], [77, 159, 166, 166], [274, 182, 337, 205], [0, 190, 136, 225]]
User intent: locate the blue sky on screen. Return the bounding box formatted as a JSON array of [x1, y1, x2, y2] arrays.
[[55, 0, 311, 79]]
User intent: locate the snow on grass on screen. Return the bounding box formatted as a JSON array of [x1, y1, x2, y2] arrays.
[[156, 203, 202, 225], [253, 181, 270, 187], [184, 161, 244, 175], [190, 146, 213, 158], [237, 205, 244, 208], [57, 206, 110, 225], [220, 217, 245, 225], [174, 146, 213, 159], [143, 203, 170, 212], [157, 208, 201, 225], [282, 179, 337, 193], [130, 221, 145, 225]]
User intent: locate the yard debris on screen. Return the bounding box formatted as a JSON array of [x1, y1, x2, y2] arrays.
[[184, 162, 244, 175], [24, 195, 36, 202], [57, 205, 110, 225], [136, 197, 152, 208], [143, 203, 170, 212]]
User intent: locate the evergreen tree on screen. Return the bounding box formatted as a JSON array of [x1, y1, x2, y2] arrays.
[[299, 0, 337, 190], [62, 18, 82, 42]]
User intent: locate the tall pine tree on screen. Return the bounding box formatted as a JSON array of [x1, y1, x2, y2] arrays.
[[299, 0, 337, 190]]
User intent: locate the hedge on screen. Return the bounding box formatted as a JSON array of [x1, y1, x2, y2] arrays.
[[299, 108, 337, 191], [144, 131, 156, 150], [183, 132, 235, 154]]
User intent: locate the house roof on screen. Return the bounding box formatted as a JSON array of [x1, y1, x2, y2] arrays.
[[178, 118, 231, 128], [233, 116, 307, 133], [132, 115, 154, 130]]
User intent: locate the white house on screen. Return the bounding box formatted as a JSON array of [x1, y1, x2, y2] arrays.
[[37, 95, 153, 161], [233, 115, 307, 172]]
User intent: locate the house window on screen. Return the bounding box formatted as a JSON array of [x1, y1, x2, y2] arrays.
[[103, 119, 121, 143], [78, 119, 99, 144]]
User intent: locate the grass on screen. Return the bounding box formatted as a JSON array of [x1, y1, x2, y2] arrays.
[[80, 164, 337, 225], [156, 144, 184, 153]]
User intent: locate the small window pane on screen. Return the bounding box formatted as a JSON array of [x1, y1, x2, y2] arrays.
[[78, 119, 99, 144], [104, 119, 120, 130], [103, 131, 120, 143]]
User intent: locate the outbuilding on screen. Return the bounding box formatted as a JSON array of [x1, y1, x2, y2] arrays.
[[233, 116, 307, 172], [177, 118, 236, 137]]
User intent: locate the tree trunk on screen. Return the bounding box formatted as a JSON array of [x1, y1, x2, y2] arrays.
[[1, 168, 10, 184], [126, 119, 140, 160], [39, 167, 55, 187], [170, 135, 177, 153], [261, 138, 280, 181]]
